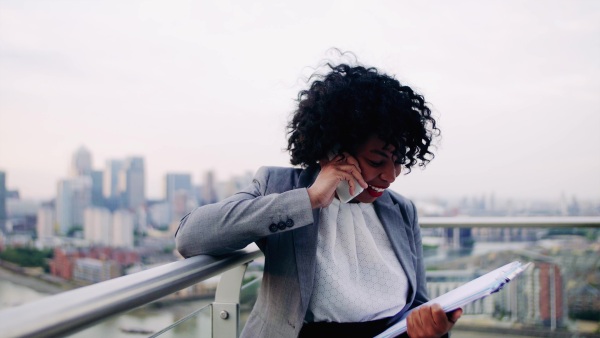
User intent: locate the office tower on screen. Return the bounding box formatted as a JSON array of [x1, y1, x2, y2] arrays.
[[36, 206, 55, 239], [112, 209, 134, 248], [171, 190, 194, 225], [201, 170, 218, 204], [165, 173, 192, 222], [0, 171, 6, 233], [70, 146, 92, 177], [120, 157, 145, 210], [165, 173, 192, 203], [103, 160, 123, 199], [103, 160, 123, 210], [496, 261, 565, 328], [90, 170, 104, 207], [56, 177, 92, 235], [84, 207, 112, 245]]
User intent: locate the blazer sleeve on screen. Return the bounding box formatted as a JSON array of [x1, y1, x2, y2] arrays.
[[175, 166, 314, 257]]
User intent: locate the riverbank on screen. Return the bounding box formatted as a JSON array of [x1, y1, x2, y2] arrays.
[[0, 265, 71, 295]]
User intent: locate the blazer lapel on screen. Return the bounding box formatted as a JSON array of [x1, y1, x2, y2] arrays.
[[373, 192, 417, 303], [293, 166, 320, 311]]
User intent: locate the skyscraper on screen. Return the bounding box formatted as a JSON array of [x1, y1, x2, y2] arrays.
[[0, 171, 6, 233], [112, 209, 134, 248], [165, 173, 192, 203], [36, 206, 55, 239], [120, 157, 145, 210], [103, 159, 123, 210], [171, 190, 195, 225], [70, 146, 92, 177], [90, 170, 104, 207], [201, 170, 218, 204], [56, 177, 92, 235], [165, 173, 193, 222], [83, 207, 112, 245]]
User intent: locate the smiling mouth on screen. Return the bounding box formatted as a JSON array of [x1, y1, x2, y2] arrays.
[[369, 185, 386, 192], [366, 185, 386, 197]]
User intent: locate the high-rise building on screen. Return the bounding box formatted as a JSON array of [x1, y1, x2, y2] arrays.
[[201, 171, 218, 204], [103, 160, 123, 199], [113, 209, 134, 248], [171, 190, 197, 225], [120, 157, 145, 210], [84, 208, 134, 248], [165, 173, 192, 222], [36, 206, 55, 239], [103, 157, 146, 210], [84, 207, 112, 245], [56, 177, 92, 235], [0, 171, 6, 233], [165, 173, 192, 203], [70, 146, 92, 177], [496, 261, 565, 329], [90, 170, 104, 207]]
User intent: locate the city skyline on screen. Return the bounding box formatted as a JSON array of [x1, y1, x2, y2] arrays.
[[0, 144, 251, 201], [0, 144, 599, 204], [1, 1, 599, 201]]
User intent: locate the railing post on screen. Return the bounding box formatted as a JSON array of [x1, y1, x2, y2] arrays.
[[212, 262, 250, 338]]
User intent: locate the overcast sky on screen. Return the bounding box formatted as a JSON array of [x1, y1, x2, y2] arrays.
[[1, 0, 599, 202]]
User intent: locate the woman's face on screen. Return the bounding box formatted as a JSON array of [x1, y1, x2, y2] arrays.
[[352, 135, 401, 203]]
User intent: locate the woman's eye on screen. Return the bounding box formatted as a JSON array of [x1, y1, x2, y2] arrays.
[[369, 160, 384, 167]]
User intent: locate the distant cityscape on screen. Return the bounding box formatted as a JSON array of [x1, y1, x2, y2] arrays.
[[0, 146, 598, 274], [0, 146, 254, 285], [0, 146, 599, 335]]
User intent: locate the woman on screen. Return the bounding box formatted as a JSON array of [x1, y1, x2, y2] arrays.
[[175, 61, 461, 337]]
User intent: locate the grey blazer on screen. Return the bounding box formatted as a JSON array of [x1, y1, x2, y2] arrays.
[[175, 166, 429, 338]]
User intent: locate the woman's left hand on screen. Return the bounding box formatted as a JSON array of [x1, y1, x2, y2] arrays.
[[406, 304, 462, 338]]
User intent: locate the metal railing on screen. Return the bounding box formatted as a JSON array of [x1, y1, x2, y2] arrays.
[[0, 247, 262, 338], [420, 216, 600, 228], [0, 217, 598, 338]]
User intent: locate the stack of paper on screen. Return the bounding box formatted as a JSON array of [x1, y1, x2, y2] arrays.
[[375, 261, 531, 338]]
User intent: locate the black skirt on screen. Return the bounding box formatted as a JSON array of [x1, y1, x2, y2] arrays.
[[298, 316, 407, 338]]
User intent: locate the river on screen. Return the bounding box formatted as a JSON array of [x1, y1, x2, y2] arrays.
[[0, 269, 212, 338]]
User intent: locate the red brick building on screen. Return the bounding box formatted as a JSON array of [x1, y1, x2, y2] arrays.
[[538, 262, 564, 327], [49, 247, 82, 280], [49, 246, 140, 281]]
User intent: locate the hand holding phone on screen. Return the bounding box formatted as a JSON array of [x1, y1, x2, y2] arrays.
[[336, 179, 364, 203], [328, 152, 364, 203]]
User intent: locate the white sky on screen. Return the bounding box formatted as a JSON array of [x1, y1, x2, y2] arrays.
[[0, 0, 599, 201]]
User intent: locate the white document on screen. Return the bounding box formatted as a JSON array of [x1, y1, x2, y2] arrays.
[[375, 261, 531, 338]]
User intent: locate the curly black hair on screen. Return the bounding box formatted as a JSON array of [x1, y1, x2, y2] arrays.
[[286, 63, 440, 173]]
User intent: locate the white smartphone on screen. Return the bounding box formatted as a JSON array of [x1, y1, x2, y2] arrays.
[[328, 151, 364, 203], [336, 179, 364, 203]]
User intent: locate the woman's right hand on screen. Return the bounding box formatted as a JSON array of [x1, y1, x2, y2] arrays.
[[307, 153, 368, 209]]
